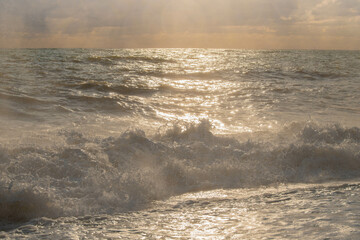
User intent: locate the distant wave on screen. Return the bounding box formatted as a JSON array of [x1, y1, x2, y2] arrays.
[[1, 121, 359, 222], [64, 81, 159, 96], [0, 92, 49, 119], [85, 55, 177, 65], [244, 68, 348, 81], [65, 94, 154, 114], [0, 92, 45, 105]]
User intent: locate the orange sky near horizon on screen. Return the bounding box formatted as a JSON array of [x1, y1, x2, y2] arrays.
[[1, 0, 359, 49]]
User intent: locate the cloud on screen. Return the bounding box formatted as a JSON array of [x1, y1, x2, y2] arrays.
[[0, 0, 359, 49]]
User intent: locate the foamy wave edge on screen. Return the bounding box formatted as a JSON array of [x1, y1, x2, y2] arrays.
[[0, 120, 359, 221]]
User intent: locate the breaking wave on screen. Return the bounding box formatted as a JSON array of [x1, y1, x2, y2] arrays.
[[1, 121, 359, 222]]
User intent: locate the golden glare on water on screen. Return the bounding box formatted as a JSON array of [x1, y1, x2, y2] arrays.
[[104, 186, 328, 239], [145, 189, 261, 239], [147, 50, 273, 134]]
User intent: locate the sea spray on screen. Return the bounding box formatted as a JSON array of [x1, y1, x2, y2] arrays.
[[1, 120, 359, 222]]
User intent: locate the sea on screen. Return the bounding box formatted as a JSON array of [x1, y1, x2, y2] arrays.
[[0, 48, 359, 239]]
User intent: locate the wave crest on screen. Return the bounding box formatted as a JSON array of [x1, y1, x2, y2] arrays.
[[0, 188, 61, 222], [1, 121, 359, 220]]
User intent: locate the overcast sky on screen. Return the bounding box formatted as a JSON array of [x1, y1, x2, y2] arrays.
[[0, 0, 359, 49]]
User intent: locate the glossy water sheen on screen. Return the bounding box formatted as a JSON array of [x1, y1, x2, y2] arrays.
[[0, 49, 359, 239]]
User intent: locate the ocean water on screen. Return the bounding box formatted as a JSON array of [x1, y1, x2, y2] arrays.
[[0, 48, 359, 239]]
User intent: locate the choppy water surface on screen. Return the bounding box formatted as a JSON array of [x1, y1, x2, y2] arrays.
[[0, 49, 359, 239]]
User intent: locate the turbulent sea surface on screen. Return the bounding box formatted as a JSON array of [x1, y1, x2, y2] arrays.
[[0, 49, 359, 239]]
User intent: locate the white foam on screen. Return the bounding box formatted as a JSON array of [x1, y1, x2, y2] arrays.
[[0, 120, 359, 221]]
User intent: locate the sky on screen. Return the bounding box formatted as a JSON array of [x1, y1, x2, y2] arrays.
[[0, 0, 359, 49]]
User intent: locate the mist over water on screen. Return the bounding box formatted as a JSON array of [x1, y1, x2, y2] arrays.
[[0, 49, 359, 238]]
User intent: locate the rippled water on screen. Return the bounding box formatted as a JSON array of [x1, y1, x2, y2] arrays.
[[0, 49, 359, 239]]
